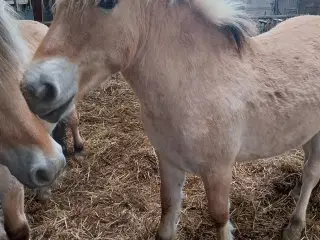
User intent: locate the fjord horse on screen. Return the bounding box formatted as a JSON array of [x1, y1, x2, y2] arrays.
[[0, 16, 85, 239]]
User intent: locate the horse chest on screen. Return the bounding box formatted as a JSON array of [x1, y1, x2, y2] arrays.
[[140, 108, 205, 173]]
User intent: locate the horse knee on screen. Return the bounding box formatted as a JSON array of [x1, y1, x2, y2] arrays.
[[202, 170, 232, 228], [208, 205, 229, 228], [205, 185, 230, 227]]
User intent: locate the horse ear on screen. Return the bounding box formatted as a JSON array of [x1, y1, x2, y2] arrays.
[[98, 0, 118, 9]]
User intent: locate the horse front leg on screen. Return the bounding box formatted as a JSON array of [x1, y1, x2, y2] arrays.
[[67, 108, 85, 161], [0, 166, 30, 240], [201, 163, 234, 240], [155, 151, 185, 240], [283, 133, 320, 240], [289, 142, 311, 201]]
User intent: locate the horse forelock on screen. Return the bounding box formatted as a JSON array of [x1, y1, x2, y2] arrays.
[[0, 0, 28, 82]]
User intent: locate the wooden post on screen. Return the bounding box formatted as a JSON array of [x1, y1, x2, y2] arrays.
[[31, 0, 43, 22]]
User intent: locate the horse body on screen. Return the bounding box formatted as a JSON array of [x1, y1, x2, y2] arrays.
[[238, 15, 320, 160], [126, 14, 320, 169], [21, 0, 320, 239]]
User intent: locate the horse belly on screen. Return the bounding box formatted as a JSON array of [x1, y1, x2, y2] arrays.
[[237, 113, 320, 161]]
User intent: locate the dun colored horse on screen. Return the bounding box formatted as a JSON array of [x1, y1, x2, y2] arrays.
[[22, 0, 320, 239], [0, 0, 72, 190], [0, 16, 86, 239], [19, 20, 86, 160]]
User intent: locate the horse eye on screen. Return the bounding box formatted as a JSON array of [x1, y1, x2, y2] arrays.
[[98, 0, 118, 9]]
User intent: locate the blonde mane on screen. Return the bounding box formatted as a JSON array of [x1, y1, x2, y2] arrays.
[[145, 0, 257, 50], [0, 0, 28, 82], [183, 0, 257, 51], [54, 0, 257, 51]]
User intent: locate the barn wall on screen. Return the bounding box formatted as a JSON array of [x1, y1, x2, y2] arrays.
[[277, 0, 299, 14], [241, 0, 274, 16], [299, 0, 320, 14]]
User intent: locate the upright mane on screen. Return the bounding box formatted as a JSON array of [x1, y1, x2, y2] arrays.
[[0, 0, 28, 82], [174, 0, 258, 52], [54, 0, 257, 52]]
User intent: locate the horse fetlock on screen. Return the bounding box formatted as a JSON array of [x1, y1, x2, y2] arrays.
[[4, 221, 30, 240], [74, 143, 84, 153], [156, 218, 178, 240], [218, 221, 234, 240], [282, 217, 305, 240], [210, 209, 230, 229], [282, 227, 303, 240], [155, 230, 176, 240]]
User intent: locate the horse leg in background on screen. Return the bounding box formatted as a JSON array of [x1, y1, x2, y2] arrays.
[[34, 108, 85, 201], [202, 164, 234, 240], [290, 142, 312, 201], [52, 120, 68, 158], [68, 108, 86, 161], [283, 134, 320, 240], [0, 166, 29, 240], [155, 151, 185, 240], [51, 107, 85, 160]]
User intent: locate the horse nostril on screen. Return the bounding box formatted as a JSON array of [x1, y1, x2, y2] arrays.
[[30, 166, 53, 187], [36, 74, 58, 102], [24, 79, 58, 103], [36, 168, 51, 182]]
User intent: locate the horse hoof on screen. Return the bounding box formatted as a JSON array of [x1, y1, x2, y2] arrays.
[[282, 225, 303, 240], [155, 233, 168, 240], [155, 232, 175, 240], [4, 222, 30, 240], [74, 147, 86, 161]]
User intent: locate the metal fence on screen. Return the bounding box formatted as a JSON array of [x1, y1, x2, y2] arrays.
[[254, 0, 320, 33], [275, 0, 299, 15], [255, 14, 297, 33]]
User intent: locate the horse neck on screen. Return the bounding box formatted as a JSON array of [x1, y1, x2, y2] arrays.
[[123, 1, 242, 101]]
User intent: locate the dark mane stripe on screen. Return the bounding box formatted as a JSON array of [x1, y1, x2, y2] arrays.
[[185, 0, 257, 51]]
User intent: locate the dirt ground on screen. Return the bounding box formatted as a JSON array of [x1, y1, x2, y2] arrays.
[[9, 73, 320, 239]]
